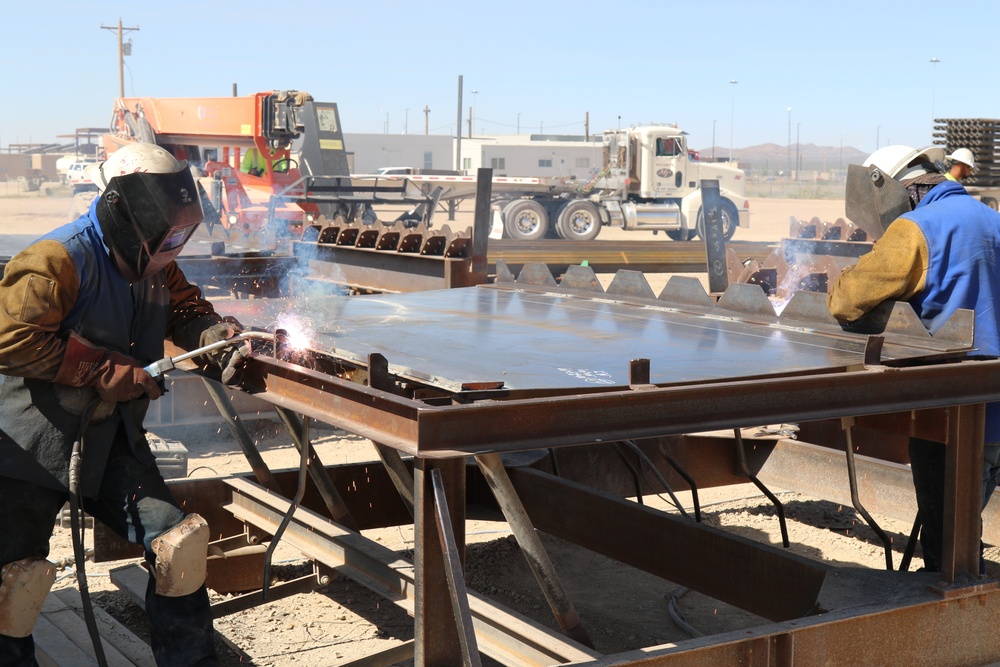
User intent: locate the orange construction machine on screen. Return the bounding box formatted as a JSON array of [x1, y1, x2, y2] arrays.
[[102, 90, 351, 239]]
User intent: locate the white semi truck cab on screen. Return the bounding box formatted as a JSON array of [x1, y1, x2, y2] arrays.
[[489, 125, 749, 241]]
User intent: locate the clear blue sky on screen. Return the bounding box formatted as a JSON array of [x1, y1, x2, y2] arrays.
[[2, 1, 997, 155]]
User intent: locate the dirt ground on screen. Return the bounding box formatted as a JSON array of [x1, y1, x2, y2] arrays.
[[7, 189, 990, 666]]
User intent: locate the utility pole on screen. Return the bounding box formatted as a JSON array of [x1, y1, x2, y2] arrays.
[[423, 105, 430, 135], [455, 75, 463, 172], [468, 106, 473, 138], [585, 112, 590, 141], [101, 18, 139, 97]]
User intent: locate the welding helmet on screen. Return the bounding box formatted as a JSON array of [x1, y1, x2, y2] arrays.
[[845, 145, 946, 240], [948, 147, 976, 170], [92, 144, 204, 281]]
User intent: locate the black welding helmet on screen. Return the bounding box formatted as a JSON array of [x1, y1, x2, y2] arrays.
[[92, 144, 204, 281], [845, 145, 945, 240]]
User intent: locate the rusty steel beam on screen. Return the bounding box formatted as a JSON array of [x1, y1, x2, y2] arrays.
[[223, 476, 598, 666], [507, 467, 828, 622], [566, 581, 1000, 666], [487, 240, 775, 276], [292, 243, 486, 293]]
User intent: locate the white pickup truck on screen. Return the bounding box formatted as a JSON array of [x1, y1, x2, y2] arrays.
[[65, 161, 99, 193]]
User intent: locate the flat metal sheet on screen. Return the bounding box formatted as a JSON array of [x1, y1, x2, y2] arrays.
[[219, 287, 954, 392]]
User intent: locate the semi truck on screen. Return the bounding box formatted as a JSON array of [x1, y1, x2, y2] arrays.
[[377, 125, 749, 241]]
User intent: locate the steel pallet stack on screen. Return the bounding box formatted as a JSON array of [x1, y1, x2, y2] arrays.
[[933, 117, 1000, 187]]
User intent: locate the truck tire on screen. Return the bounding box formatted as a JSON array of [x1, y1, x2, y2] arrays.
[[555, 201, 602, 241], [695, 201, 738, 241], [503, 200, 549, 241], [666, 229, 696, 241]]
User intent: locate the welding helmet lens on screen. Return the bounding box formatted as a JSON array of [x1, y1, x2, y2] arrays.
[[96, 168, 204, 281]]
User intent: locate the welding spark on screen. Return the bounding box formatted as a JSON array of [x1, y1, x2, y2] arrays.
[[274, 313, 315, 350]]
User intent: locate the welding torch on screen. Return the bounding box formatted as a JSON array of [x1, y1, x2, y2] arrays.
[[143, 330, 274, 380]]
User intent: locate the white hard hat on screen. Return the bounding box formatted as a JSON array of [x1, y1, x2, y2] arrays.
[[863, 145, 945, 182], [948, 147, 976, 169], [85, 143, 187, 193]]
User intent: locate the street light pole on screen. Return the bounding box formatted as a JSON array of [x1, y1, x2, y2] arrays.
[[471, 89, 478, 135], [729, 80, 738, 162], [796, 122, 801, 179], [712, 119, 717, 161], [930, 57, 940, 123], [517, 112, 521, 134], [787, 107, 792, 180]]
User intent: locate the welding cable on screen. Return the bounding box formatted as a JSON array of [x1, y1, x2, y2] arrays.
[[621, 440, 691, 521], [666, 586, 705, 638], [68, 397, 110, 667]]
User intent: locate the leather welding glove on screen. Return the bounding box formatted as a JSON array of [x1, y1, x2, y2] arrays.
[[198, 317, 251, 386], [53, 332, 162, 402]]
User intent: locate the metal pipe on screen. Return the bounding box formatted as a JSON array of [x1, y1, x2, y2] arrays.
[[841, 417, 894, 570], [734, 428, 789, 548], [274, 406, 359, 532]]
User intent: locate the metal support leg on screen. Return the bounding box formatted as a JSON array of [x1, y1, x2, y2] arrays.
[[941, 404, 986, 583], [430, 468, 482, 667], [841, 417, 894, 570], [415, 457, 466, 666], [274, 406, 358, 531], [734, 428, 789, 548], [373, 441, 415, 517], [475, 452, 595, 649], [200, 377, 284, 494]]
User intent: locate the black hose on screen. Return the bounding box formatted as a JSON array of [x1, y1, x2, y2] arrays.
[[68, 398, 109, 667]]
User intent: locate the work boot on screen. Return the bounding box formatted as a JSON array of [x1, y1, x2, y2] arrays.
[[145, 576, 218, 666], [0, 634, 38, 667]]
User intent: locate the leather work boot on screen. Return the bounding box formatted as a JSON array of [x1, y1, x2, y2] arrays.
[[145, 577, 219, 666]]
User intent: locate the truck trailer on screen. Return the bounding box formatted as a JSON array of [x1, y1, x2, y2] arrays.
[[381, 125, 749, 241]]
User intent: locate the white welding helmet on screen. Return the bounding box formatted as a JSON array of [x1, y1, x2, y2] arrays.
[[85, 143, 188, 193], [846, 145, 946, 240], [863, 145, 946, 182]]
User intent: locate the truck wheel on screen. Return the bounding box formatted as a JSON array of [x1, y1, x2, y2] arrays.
[[695, 201, 738, 241], [665, 229, 695, 241], [555, 201, 602, 241], [503, 200, 549, 241]]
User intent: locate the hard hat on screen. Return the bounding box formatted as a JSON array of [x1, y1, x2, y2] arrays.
[[863, 145, 945, 182], [92, 143, 204, 281], [948, 147, 976, 170], [85, 142, 187, 193]]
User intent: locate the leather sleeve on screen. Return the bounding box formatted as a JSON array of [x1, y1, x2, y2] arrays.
[[826, 218, 928, 323], [163, 261, 222, 352], [0, 241, 79, 379]]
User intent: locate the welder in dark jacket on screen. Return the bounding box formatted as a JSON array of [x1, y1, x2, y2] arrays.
[[828, 145, 1000, 573], [0, 143, 248, 666]]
